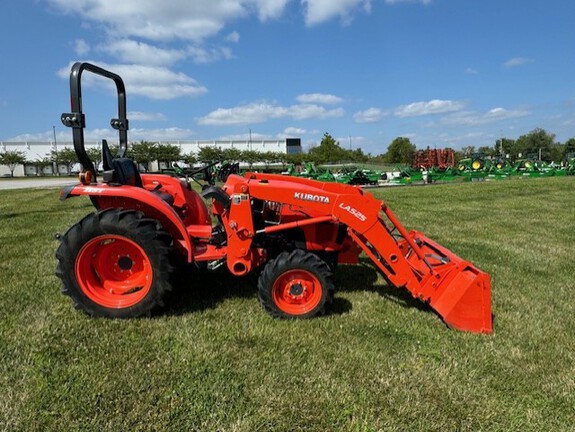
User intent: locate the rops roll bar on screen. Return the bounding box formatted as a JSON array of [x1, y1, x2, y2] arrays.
[[60, 62, 129, 181]]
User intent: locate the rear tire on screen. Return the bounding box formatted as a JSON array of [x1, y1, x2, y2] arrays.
[[55, 209, 174, 318], [258, 249, 334, 319]]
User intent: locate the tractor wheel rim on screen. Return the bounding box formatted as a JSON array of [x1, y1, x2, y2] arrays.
[[472, 161, 481, 170], [75, 235, 152, 308], [272, 269, 322, 315]]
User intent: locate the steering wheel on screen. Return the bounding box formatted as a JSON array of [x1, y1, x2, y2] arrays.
[[182, 160, 221, 187]]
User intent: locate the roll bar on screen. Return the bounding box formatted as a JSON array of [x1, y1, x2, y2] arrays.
[[60, 62, 129, 181]]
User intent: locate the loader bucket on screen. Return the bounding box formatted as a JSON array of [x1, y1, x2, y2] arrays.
[[406, 232, 492, 334]]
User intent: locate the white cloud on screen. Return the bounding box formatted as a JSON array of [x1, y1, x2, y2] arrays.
[[441, 107, 531, 126], [128, 112, 167, 121], [353, 107, 386, 123], [385, 0, 431, 5], [503, 57, 534, 69], [7, 127, 194, 144], [283, 127, 308, 135], [101, 39, 187, 66], [302, 0, 372, 26], [296, 93, 343, 105], [290, 104, 344, 119], [49, 0, 434, 73], [49, 0, 431, 39], [394, 99, 465, 117], [54, 127, 194, 143], [465, 67, 478, 74], [7, 131, 58, 142], [197, 102, 282, 125], [226, 31, 240, 43], [432, 131, 486, 146], [187, 45, 234, 64], [128, 127, 196, 141], [250, 0, 291, 20], [58, 61, 208, 100], [74, 39, 90, 55], [197, 101, 344, 125], [47, 0, 289, 42], [218, 132, 272, 141]]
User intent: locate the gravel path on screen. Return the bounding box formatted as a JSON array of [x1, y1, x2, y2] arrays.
[[0, 178, 77, 190]]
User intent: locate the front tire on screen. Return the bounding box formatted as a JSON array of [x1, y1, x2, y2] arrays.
[[258, 250, 334, 319], [55, 209, 174, 318]]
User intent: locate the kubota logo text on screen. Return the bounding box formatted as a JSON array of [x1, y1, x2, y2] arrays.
[[294, 192, 330, 204]]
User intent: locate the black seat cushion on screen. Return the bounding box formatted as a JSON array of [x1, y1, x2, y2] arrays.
[[112, 158, 143, 187]]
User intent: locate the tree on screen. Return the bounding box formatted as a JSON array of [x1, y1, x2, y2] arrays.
[[495, 138, 516, 158], [52, 147, 78, 175], [308, 133, 349, 164], [198, 146, 223, 162], [550, 143, 564, 163], [470, 132, 564, 162], [477, 146, 496, 157], [221, 147, 242, 162], [86, 147, 103, 172], [0, 150, 26, 177], [562, 138, 575, 159], [368, 152, 387, 164], [384, 137, 416, 164], [515, 128, 555, 161], [155, 143, 181, 167], [285, 152, 305, 165], [130, 141, 158, 172], [32, 156, 54, 176], [182, 151, 197, 166], [261, 151, 279, 168], [241, 150, 261, 169], [348, 147, 369, 163], [461, 146, 476, 157], [273, 151, 289, 167]]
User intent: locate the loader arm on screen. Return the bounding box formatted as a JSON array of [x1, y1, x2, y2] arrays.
[[226, 173, 492, 333]]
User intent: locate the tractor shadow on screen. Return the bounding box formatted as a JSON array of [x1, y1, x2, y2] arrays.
[[335, 258, 431, 313], [162, 257, 430, 318], [163, 265, 259, 316]]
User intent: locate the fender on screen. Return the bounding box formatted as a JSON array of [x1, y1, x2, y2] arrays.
[[60, 183, 194, 262]]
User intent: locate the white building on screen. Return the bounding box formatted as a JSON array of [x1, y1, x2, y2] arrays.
[[0, 139, 302, 176]]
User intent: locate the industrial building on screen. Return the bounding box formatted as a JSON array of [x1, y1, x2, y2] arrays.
[[0, 138, 302, 176]]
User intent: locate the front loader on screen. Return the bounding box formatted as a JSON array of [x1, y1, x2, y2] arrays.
[[55, 63, 492, 333]]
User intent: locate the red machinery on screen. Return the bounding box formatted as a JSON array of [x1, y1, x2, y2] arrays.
[[56, 63, 492, 333], [413, 148, 456, 169]]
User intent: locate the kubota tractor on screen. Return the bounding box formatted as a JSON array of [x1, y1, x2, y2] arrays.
[[55, 63, 492, 333]]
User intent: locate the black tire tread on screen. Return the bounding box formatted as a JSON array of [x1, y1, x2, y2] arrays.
[[257, 249, 335, 319], [55, 208, 174, 318]]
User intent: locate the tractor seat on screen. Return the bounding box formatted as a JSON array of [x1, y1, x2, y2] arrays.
[[101, 139, 142, 187], [100, 140, 173, 206], [111, 158, 143, 187], [107, 159, 174, 205]]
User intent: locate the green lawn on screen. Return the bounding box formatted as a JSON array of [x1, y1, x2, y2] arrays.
[[1, 177, 573, 431]]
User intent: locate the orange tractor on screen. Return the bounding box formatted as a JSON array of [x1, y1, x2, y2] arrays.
[[56, 63, 492, 333]]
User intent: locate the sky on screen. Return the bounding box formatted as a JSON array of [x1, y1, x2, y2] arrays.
[[1, 0, 574, 155]]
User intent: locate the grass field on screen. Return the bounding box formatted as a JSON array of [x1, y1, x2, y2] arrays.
[[0, 177, 573, 431]]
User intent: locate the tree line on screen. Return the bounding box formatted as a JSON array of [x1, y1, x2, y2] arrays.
[[2, 128, 575, 177], [372, 128, 575, 165]]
